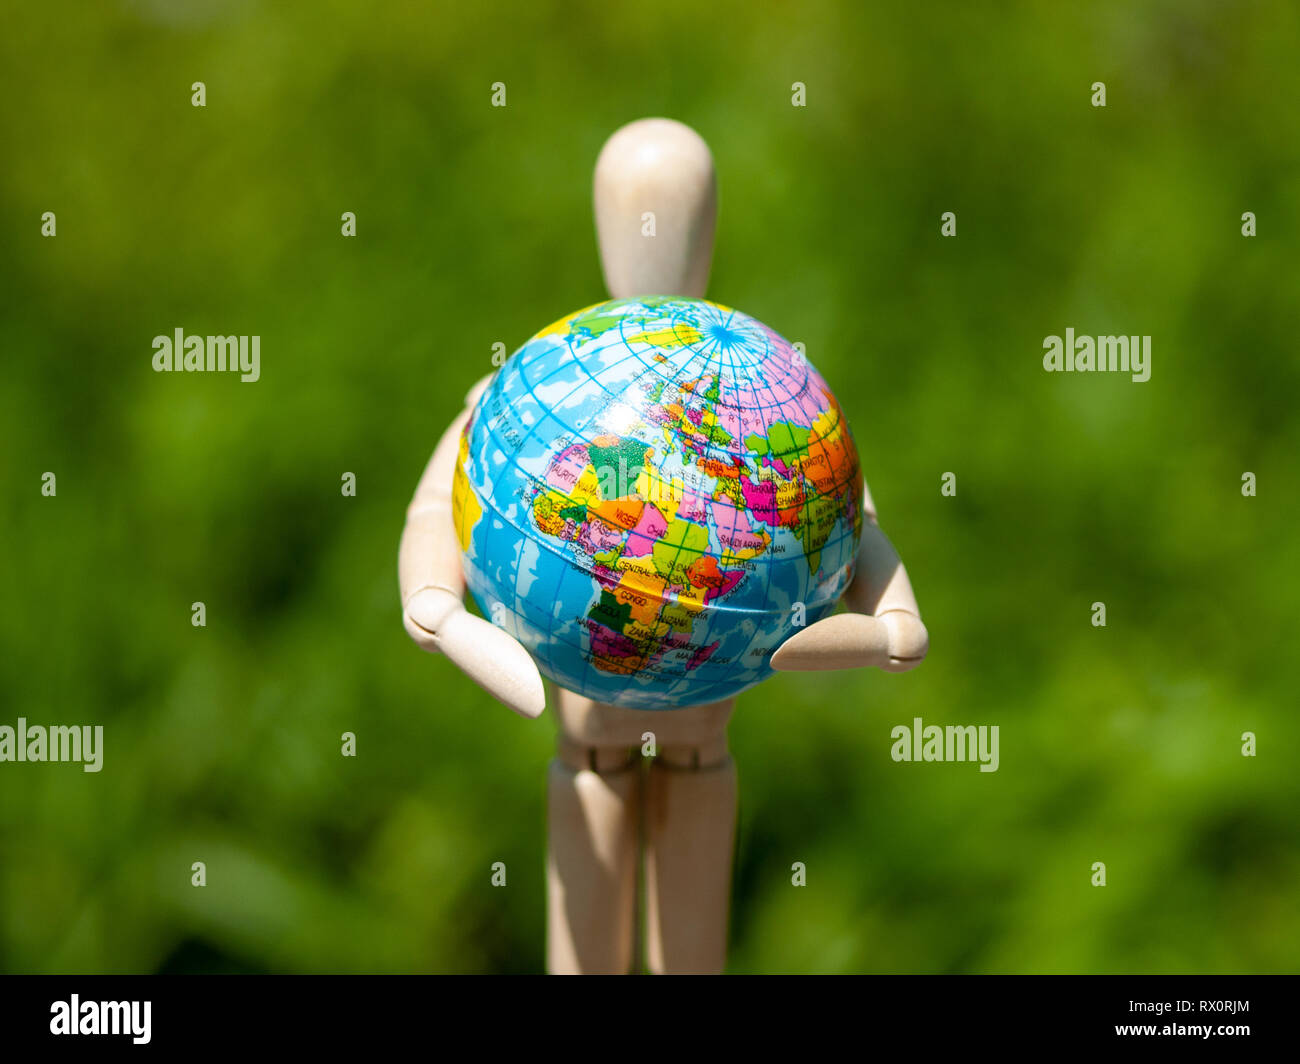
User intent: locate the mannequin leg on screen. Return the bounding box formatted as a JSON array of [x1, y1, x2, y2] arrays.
[[546, 739, 639, 974], [644, 734, 737, 974], [548, 689, 738, 975]]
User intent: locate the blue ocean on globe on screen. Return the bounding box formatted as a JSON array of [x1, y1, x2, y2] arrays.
[[452, 296, 863, 710]]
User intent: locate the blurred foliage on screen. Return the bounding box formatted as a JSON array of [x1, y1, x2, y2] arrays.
[[1, 0, 1298, 974]]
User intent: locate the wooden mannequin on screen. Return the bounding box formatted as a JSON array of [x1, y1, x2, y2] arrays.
[[398, 118, 928, 974]]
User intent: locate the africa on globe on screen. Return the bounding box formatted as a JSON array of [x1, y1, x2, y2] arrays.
[[451, 297, 863, 710]]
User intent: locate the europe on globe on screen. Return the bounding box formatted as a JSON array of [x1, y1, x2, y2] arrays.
[[452, 296, 863, 710]]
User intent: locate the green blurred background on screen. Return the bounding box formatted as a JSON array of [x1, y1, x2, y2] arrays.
[[2, 0, 1298, 973]]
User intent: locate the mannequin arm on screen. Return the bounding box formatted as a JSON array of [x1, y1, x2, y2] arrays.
[[398, 374, 547, 718], [770, 479, 929, 673]]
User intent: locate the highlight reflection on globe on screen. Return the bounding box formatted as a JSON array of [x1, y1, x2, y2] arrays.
[[452, 297, 863, 710]]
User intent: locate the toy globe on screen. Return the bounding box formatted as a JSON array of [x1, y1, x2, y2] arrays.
[[452, 296, 863, 710]]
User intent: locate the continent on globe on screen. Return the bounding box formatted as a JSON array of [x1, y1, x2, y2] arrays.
[[452, 296, 863, 710]]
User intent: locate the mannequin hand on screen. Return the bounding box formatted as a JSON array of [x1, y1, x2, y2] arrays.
[[403, 586, 546, 719], [770, 608, 928, 673], [770, 488, 928, 674]]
